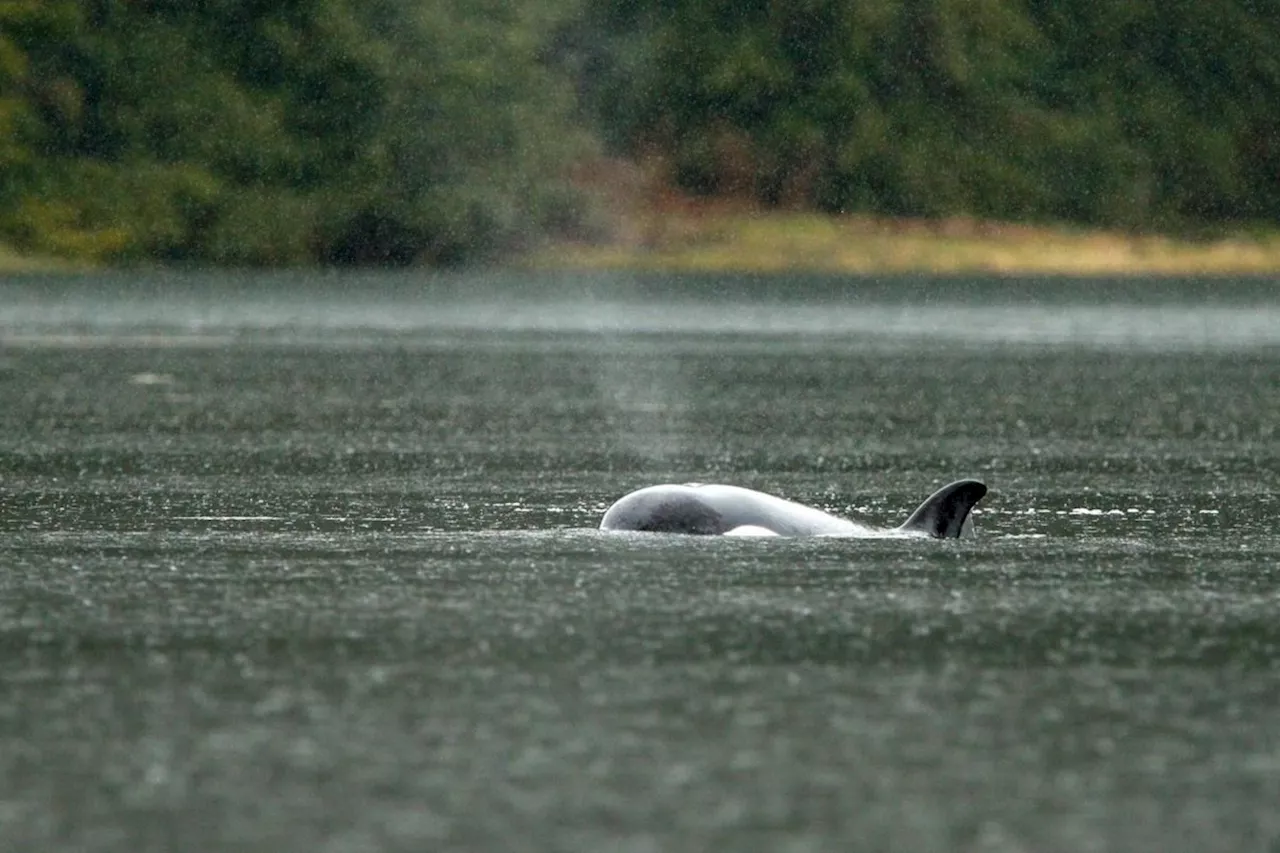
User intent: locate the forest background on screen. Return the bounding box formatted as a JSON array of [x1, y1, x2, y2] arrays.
[[2, 0, 1279, 269]]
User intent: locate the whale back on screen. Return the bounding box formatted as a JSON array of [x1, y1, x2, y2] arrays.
[[600, 484, 857, 536], [601, 480, 988, 538], [895, 479, 988, 538]]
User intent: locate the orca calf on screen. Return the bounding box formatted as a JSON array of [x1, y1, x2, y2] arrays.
[[600, 479, 987, 538]]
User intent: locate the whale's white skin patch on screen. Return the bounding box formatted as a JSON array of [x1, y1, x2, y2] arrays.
[[723, 524, 782, 537], [600, 480, 987, 539]]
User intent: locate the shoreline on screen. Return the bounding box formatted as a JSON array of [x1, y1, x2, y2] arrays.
[[526, 157, 1280, 277], [0, 243, 80, 274], [526, 210, 1280, 277], [6, 215, 1280, 278]]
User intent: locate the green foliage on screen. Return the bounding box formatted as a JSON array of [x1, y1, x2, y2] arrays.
[[5, 0, 1280, 266], [563, 0, 1280, 230], [0, 0, 589, 265]]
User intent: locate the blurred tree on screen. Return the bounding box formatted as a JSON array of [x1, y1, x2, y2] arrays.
[[320, 0, 589, 265], [5, 0, 1280, 264], [0, 0, 589, 264], [0, 4, 38, 216], [558, 0, 1280, 230]]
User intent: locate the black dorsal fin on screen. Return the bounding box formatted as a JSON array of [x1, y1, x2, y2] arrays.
[[896, 480, 988, 538]]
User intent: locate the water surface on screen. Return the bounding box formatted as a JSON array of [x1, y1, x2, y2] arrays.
[[2, 271, 1279, 851]]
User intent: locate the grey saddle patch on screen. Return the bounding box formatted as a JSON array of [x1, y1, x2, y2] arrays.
[[621, 493, 726, 535]]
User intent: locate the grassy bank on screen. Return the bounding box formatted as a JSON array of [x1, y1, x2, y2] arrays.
[[523, 159, 1280, 276], [0, 242, 79, 274], [6, 193, 1280, 278], [530, 208, 1280, 276]]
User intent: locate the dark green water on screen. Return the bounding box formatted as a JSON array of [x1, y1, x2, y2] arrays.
[[2, 271, 1279, 852]]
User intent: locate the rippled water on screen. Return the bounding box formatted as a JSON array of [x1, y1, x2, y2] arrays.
[[2, 271, 1279, 851]]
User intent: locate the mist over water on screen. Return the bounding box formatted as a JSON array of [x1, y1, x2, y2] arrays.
[[2, 270, 1279, 852], [5, 270, 1280, 349]]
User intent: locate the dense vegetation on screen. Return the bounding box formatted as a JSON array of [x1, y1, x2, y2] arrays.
[[3, 0, 1280, 265], [562, 0, 1280, 229], [0, 0, 586, 264]]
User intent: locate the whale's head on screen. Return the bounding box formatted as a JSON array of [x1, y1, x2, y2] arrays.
[[600, 485, 726, 534]]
